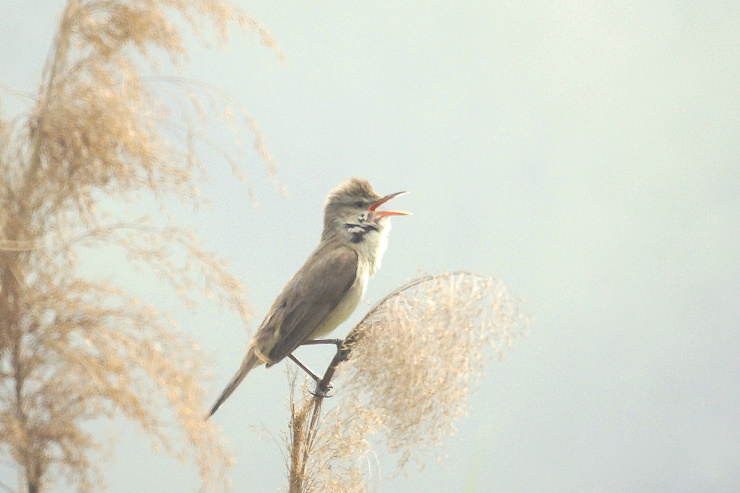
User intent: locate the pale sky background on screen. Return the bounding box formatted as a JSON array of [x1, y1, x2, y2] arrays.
[[2, 1, 740, 492]]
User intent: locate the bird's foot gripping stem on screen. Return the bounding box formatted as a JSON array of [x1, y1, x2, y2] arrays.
[[288, 354, 335, 397], [310, 383, 333, 398], [291, 338, 352, 398]]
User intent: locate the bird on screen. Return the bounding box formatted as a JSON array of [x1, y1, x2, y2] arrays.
[[207, 177, 409, 418]]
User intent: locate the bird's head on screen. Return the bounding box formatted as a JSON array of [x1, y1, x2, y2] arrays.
[[322, 177, 409, 244]]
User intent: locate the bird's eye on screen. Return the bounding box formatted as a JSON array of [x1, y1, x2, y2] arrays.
[[354, 201, 364, 208]]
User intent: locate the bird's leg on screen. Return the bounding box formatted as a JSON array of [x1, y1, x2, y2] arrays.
[[300, 338, 349, 363], [288, 354, 321, 383], [299, 338, 344, 347], [296, 339, 353, 398], [289, 353, 334, 397]]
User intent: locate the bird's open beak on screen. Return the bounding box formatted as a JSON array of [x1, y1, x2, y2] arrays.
[[368, 191, 410, 220]]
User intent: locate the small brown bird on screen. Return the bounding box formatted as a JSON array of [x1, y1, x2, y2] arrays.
[[207, 178, 409, 418]]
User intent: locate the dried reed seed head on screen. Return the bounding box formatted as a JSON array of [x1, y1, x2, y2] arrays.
[[286, 272, 527, 491], [287, 376, 377, 493], [337, 272, 527, 467], [0, 1, 281, 491]]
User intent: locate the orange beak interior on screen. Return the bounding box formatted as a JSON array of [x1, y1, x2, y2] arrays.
[[368, 191, 410, 219]]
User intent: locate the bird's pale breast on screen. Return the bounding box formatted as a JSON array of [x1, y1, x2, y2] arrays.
[[308, 260, 369, 340]]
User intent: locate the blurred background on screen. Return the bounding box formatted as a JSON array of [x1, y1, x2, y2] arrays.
[[2, 1, 739, 491]]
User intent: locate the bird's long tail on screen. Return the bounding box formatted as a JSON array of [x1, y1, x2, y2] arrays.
[[206, 347, 263, 419]]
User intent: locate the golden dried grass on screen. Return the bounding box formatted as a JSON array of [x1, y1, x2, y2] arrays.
[[0, 1, 279, 491], [287, 272, 528, 492]]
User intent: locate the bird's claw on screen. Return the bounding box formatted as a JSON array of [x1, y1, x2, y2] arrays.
[[310, 383, 333, 398], [335, 349, 350, 363]]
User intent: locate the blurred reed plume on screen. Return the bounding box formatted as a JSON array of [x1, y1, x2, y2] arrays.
[[287, 272, 528, 493], [0, 1, 279, 491]]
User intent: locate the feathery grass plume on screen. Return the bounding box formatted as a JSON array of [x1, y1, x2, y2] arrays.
[[0, 1, 280, 491], [286, 272, 528, 491], [287, 375, 377, 493]]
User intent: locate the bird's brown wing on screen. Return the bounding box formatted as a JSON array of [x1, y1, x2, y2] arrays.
[[261, 243, 358, 364]]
